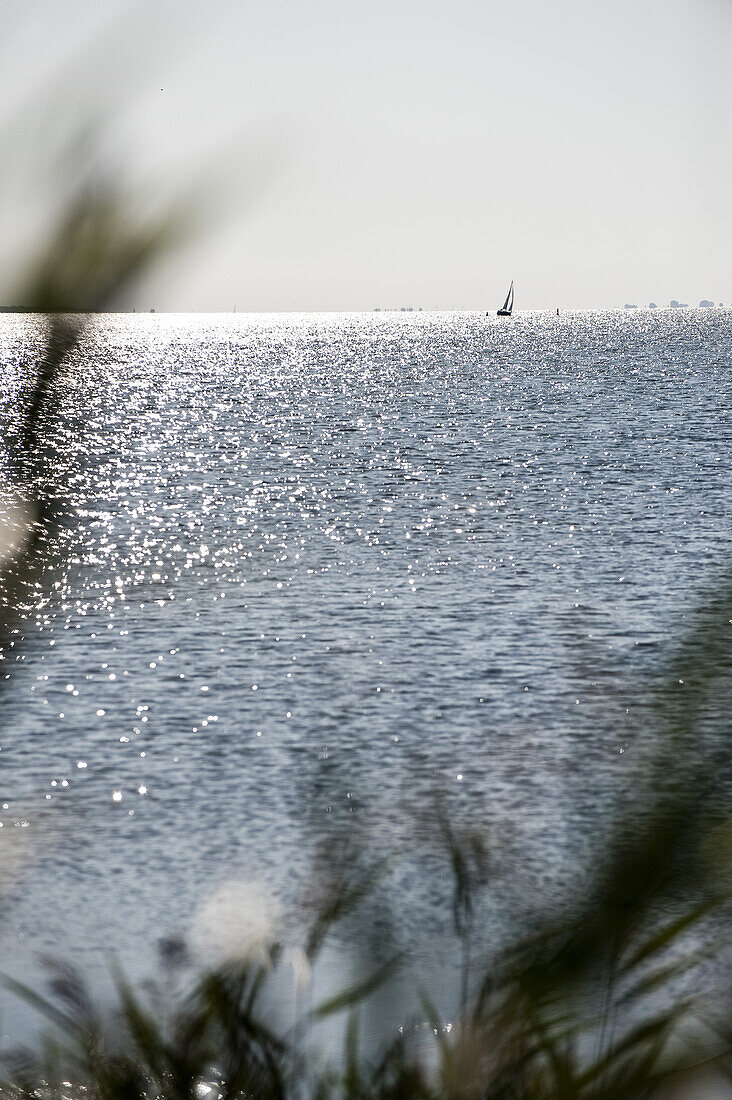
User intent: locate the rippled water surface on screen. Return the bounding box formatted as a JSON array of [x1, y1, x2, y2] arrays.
[[0, 310, 730, 1006]]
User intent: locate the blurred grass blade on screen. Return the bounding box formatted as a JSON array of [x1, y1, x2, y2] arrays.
[[311, 955, 402, 1020]]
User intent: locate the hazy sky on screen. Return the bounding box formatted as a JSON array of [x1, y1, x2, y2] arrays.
[[2, 0, 731, 311]]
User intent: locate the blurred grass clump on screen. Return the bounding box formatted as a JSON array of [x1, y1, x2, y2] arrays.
[[2, 120, 732, 1100], [1, 616, 732, 1100]]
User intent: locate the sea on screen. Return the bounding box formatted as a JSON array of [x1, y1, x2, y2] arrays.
[[0, 309, 730, 1035]]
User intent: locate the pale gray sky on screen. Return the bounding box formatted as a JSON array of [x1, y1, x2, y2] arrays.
[[2, 0, 730, 311]]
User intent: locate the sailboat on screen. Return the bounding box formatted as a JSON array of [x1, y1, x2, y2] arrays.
[[497, 280, 514, 317]]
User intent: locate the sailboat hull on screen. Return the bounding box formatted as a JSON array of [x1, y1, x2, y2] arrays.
[[497, 309, 512, 317]]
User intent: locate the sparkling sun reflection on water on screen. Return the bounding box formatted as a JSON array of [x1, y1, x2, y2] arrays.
[[0, 309, 730, 1012]]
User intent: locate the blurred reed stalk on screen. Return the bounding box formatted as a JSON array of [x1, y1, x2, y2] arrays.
[[0, 160, 182, 650]]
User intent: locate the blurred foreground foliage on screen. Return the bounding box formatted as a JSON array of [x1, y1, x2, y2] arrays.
[[2, 140, 732, 1100], [0, 157, 180, 647], [2, 627, 732, 1100]]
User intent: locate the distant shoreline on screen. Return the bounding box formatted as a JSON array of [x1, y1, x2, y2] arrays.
[[0, 306, 157, 315], [0, 305, 728, 315]]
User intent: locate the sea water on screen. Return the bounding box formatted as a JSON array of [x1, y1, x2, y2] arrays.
[[0, 309, 729, 1026]]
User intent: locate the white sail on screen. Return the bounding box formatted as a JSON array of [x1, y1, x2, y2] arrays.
[[497, 280, 514, 315]]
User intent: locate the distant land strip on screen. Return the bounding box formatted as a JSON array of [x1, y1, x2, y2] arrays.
[[0, 306, 156, 313]]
